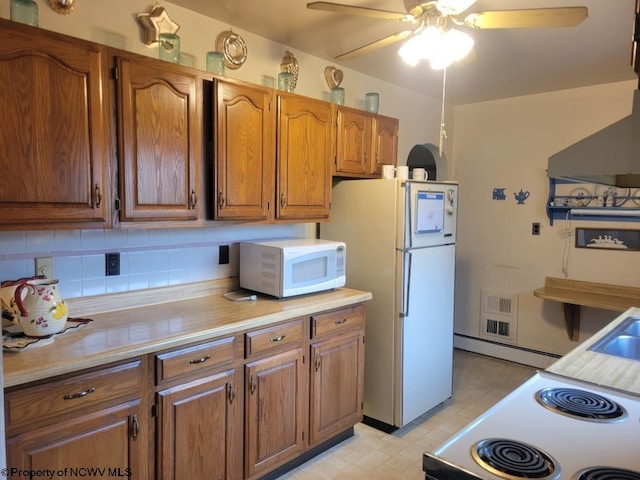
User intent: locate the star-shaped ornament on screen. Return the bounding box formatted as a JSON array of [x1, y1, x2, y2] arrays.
[[137, 3, 180, 46]]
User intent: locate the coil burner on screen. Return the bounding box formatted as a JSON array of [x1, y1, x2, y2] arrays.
[[535, 388, 627, 422], [471, 438, 560, 480], [574, 466, 640, 480]]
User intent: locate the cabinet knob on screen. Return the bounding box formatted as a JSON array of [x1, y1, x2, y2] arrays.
[[218, 189, 225, 208], [190, 189, 198, 209], [250, 375, 257, 394], [315, 353, 321, 371], [280, 194, 286, 208]]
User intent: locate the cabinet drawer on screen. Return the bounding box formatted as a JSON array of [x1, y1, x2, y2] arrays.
[[311, 304, 364, 338], [245, 319, 304, 357], [5, 359, 143, 431], [155, 336, 236, 384]]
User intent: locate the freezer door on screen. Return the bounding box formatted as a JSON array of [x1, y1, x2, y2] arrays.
[[400, 181, 458, 249], [396, 243, 455, 427]]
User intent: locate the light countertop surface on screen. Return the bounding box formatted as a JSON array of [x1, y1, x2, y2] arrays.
[[547, 306, 640, 396], [2, 283, 371, 388]]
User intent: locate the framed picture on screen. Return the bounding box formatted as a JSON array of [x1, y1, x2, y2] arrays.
[[575, 228, 640, 251]]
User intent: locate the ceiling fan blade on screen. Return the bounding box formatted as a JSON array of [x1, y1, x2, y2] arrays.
[[307, 2, 415, 22], [336, 30, 413, 60], [463, 7, 588, 29]]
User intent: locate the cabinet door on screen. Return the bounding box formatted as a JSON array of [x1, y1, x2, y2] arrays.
[[309, 330, 364, 446], [6, 399, 147, 479], [276, 94, 332, 220], [156, 369, 242, 480], [214, 81, 275, 220], [371, 115, 399, 175], [116, 56, 200, 221], [245, 348, 307, 478], [335, 107, 372, 175], [0, 19, 109, 228]]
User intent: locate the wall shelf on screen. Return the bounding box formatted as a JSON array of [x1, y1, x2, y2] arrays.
[[546, 178, 640, 225]]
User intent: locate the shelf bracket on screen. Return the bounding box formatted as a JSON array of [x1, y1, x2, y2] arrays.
[[562, 302, 580, 342]]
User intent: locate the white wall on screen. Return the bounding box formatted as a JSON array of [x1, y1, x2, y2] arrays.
[[452, 80, 640, 356], [0, 1, 449, 298]]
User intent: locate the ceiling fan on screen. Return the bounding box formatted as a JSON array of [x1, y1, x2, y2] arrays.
[[307, 0, 588, 67]]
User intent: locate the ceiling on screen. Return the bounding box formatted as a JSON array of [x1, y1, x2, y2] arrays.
[[170, 0, 638, 105]]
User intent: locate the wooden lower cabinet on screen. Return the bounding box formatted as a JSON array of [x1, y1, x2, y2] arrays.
[[3, 303, 366, 480], [244, 347, 307, 479], [6, 400, 146, 478], [5, 359, 148, 479], [156, 369, 242, 480], [309, 330, 364, 446]]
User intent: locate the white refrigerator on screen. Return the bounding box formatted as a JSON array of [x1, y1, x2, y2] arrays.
[[321, 179, 458, 429]]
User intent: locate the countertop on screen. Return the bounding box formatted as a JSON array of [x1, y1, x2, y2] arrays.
[[547, 306, 640, 396], [2, 282, 372, 388]]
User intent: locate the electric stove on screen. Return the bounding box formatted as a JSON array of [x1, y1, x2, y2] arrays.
[[423, 371, 640, 480]]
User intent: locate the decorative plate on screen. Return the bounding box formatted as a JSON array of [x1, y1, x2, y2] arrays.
[[567, 187, 592, 207], [215, 30, 248, 70], [632, 188, 640, 207]]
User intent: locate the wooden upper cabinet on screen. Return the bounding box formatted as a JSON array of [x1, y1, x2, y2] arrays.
[[214, 81, 274, 220], [371, 115, 399, 175], [0, 19, 109, 228], [276, 94, 333, 221], [335, 107, 373, 176], [115, 56, 201, 222]]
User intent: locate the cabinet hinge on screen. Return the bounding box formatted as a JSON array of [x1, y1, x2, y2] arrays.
[[151, 404, 157, 417], [302, 431, 305, 441], [114, 197, 121, 212], [302, 354, 305, 365], [112, 66, 118, 80]]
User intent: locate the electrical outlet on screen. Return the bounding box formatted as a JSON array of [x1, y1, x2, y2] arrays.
[[106, 253, 120, 276], [35, 257, 54, 278], [532, 222, 541, 235], [219, 245, 230, 265]]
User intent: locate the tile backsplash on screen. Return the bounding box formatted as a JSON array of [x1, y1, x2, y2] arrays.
[[0, 224, 303, 299]]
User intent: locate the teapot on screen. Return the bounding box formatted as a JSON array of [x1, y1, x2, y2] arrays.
[[14, 279, 68, 337], [514, 189, 531, 204]]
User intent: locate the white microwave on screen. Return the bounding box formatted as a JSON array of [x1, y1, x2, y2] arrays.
[[239, 239, 346, 298]]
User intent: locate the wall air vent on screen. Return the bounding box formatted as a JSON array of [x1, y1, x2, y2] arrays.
[[480, 290, 518, 344]]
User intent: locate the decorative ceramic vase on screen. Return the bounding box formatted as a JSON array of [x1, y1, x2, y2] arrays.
[[206, 51, 225, 76], [159, 33, 180, 64], [278, 72, 295, 92], [330, 87, 345, 105], [14, 279, 68, 337], [365, 92, 379, 113], [10, 0, 39, 26]]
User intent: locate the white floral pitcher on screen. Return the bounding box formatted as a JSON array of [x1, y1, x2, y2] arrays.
[[14, 279, 68, 337]]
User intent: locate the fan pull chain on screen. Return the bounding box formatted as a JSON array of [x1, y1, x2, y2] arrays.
[[439, 67, 448, 157]]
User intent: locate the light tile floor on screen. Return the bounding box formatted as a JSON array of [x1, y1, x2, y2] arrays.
[[280, 349, 537, 480]]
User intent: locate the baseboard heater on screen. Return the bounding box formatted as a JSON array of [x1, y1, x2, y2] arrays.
[[454, 334, 561, 369]]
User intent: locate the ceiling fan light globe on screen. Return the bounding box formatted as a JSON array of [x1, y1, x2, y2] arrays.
[[398, 35, 422, 66], [444, 28, 474, 61], [430, 49, 455, 70]]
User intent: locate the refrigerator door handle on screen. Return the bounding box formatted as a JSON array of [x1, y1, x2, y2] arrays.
[[401, 251, 412, 317]]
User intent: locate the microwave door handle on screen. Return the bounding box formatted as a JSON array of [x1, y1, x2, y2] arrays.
[[401, 251, 412, 317]]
